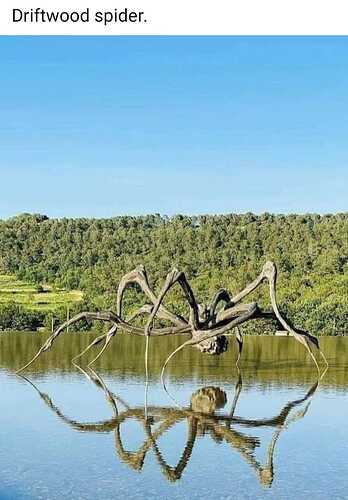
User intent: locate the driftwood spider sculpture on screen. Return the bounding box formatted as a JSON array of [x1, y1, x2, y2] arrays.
[[16, 261, 328, 374]]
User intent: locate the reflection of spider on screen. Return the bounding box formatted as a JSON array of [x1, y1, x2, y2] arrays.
[[20, 367, 321, 487], [17, 261, 328, 374]]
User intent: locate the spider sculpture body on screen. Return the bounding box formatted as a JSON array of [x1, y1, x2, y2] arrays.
[[16, 261, 328, 374]]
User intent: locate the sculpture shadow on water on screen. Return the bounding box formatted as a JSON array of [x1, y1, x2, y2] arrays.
[[18, 365, 325, 488]]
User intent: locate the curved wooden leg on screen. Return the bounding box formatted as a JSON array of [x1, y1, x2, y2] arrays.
[[88, 324, 118, 366], [16, 311, 116, 373], [235, 327, 244, 366]]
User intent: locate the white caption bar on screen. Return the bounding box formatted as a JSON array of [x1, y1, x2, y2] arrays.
[[1, 0, 348, 35]]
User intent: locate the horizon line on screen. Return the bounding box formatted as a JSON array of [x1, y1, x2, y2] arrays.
[[1, 210, 347, 221]]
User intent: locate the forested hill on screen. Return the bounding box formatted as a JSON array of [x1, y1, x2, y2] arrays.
[[0, 213, 347, 334]]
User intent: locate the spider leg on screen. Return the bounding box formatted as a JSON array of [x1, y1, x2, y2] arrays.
[[145, 268, 200, 336], [229, 368, 243, 418], [72, 332, 109, 364], [88, 324, 118, 366], [235, 327, 244, 366], [319, 349, 329, 370], [209, 287, 244, 364], [302, 337, 320, 373], [208, 288, 232, 324], [262, 262, 326, 370], [217, 261, 326, 371], [117, 265, 187, 327], [16, 311, 116, 373]]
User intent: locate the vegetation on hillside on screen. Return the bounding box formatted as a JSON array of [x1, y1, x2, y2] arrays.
[[0, 212, 347, 334], [0, 273, 83, 331]]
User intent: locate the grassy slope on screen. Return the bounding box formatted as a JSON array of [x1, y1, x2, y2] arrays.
[[0, 274, 83, 312]]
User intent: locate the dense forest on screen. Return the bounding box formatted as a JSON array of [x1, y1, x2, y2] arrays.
[[0, 212, 347, 335]]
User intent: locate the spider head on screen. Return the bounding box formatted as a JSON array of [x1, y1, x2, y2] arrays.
[[197, 335, 228, 355]]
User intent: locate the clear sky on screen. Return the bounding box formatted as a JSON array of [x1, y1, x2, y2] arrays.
[[0, 36, 347, 218]]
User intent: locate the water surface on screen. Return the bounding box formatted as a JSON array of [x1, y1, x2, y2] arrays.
[[0, 333, 347, 499]]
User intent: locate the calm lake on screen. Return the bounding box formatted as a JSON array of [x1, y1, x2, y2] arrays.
[[0, 333, 347, 500]]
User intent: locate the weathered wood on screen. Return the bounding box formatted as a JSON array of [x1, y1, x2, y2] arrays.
[[16, 261, 328, 375]]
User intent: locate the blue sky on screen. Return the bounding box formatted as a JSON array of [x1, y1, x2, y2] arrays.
[[0, 36, 347, 218]]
